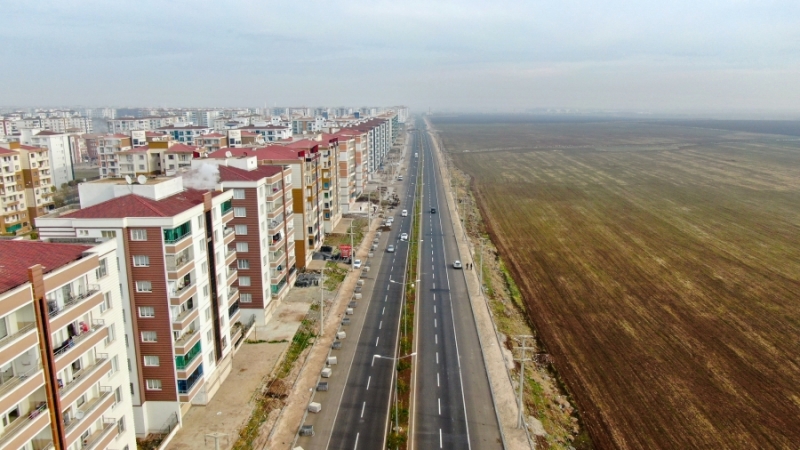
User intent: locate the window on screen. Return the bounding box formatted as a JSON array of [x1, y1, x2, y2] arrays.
[[105, 324, 116, 345], [114, 386, 122, 405], [135, 281, 152, 292], [139, 164, 145, 170], [204, 307, 211, 320], [101, 230, 117, 239], [235, 225, 247, 235], [198, 238, 206, 253], [133, 255, 149, 267], [101, 292, 112, 313], [197, 215, 204, 229], [234, 207, 246, 217], [207, 351, 215, 364], [141, 331, 157, 342], [146, 379, 162, 390], [206, 330, 213, 343], [118, 416, 126, 433], [78, 229, 89, 236], [201, 261, 208, 274], [237, 259, 249, 270], [221, 336, 228, 349], [109, 355, 119, 376], [138, 306, 155, 317], [239, 276, 251, 287], [144, 356, 160, 366], [233, 189, 245, 199], [241, 293, 252, 303], [124, 334, 129, 347], [130, 229, 147, 241], [203, 285, 209, 297], [236, 242, 248, 252], [96, 258, 108, 279]]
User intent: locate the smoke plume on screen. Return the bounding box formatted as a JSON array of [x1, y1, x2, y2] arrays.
[[182, 163, 220, 191]]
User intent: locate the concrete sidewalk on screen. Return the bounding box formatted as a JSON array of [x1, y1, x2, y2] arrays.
[[427, 124, 533, 449]]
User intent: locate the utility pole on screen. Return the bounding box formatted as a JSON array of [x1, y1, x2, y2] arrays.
[[320, 266, 325, 337], [513, 335, 534, 429]]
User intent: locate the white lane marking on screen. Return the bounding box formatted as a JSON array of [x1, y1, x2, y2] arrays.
[[386, 284, 390, 291], [385, 295, 388, 302], [435, 334, 438, 344], [375, 336, 380, 346], [391, 265, 394, 271], [439, 428, 443, 448], [432, 273, 435, 279], [433, 283, 436, 289], [366, 376, 371, 390], [438, 397, 441, 415], [435, 318, 437, 328], [433, 293, 436, 301], [361, 401, 366, 418], [437, 372, 440, 387], [354, 432, 359, 449], [436, 352, 439, 364], [434, 305, 437, 313], [379, 321, 382, 329]]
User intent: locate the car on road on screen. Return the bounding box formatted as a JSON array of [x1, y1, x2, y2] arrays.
[[353, 259, 362, 269], [400, 233, 408, 241], [430, 207, 437, 213], [387, 245, 395, 253], [401, 209, 408, 217], [453, 260, 462, 269], [398, 176, 403, 181]]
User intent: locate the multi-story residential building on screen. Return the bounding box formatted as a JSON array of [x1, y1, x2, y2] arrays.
[[0, 239, 137, 450], [237, 122, 292, 142], [36, 177, 239, 436], [157, 125, 213, 146], [82, 134, 103, 163], [117, 146, 162, 179], [344, 118, 391, 178], [21, 130, 74, 189], [197, 156, 296, 322], [332, 132, 357, 212], [13, 143, 56, 220], [160, 144, 198, 174], [291, 117, 316, 135], [96, 134, 133, 179], [289, 137, 341, 233], [198, 133, 227, 154], [208, 145, 322, 268], [336, 128, 369, 196], [106, 116, 180, 134], [0, 146, 30, 235], [11, 116, 93, 134]]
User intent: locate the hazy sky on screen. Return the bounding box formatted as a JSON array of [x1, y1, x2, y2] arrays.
[[2, 0, 799, 113]]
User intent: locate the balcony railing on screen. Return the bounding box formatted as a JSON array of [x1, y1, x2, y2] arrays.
[[53, 319, 105, 359], [165, 254, 191, 271], [223, 227, 234, 238], [175, 341, 202, 369], [169, 280, 195, 298], [82, 418, 116, 450], [47, 285, 100, 320], [59, 354, 108, 397], [64, 387, 111, 434], [0, 403, 48, 447], [0, 365, 41, 399], [227, 287, 238, 299], [173, 329, 198, 348], [0, 322, 35, 351], [164, 229, 191, 244]]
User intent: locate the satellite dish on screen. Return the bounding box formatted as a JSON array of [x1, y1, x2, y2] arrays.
[[125, 175, 133, 185], [225, 151, 232, 158], [137, 175, 147, 185]]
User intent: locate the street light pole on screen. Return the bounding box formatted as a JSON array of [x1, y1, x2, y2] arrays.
[[320, 266, 324, 337], [373, 352, 417, 435]]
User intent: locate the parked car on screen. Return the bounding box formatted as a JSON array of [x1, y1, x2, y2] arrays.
[[453, 260, 462, 269], [401, 209, 408, 217], [387, 245, 395, 253], [398, 175, 403, 181], [400, 233, 408, 241], [430, 207, 437, 213], [353, 259, 362, 269]]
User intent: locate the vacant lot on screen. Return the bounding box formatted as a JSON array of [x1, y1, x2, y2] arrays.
[[434, 118, 800, 449]]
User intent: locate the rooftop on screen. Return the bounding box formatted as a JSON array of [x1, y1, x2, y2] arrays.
[[208, 146, 304, 161], [0, 241, 91, 294], [218, 165, 283, 182], [63, 188, 221, 219], [165, 143, 199, 153]]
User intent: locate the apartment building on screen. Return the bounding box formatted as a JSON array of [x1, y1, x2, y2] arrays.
[[197, 156, 297, 323], [156, 126, 212, 146], [344, 118, 391, 178], [336, 128, 368, 196], [0, 146, 30, 235], [19, 131, 74, 189], [10, 116, 93, 134], [0, 239, 136, 450], [332, 132, 357, 213], [237, 123, 292, 142], [160, 144, 198, 174], [288, 137, 341, 233], [208, 145, 322, 269], [12, 143, 56, 220], [36, 178, 239, 436], [117, 146, 162, 179], [107, 117, 180, 134], [197, 134, 227, 154], [96, 135, 133, 179]]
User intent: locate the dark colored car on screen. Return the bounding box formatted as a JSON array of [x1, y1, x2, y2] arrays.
[[431, 208, 437, 213]]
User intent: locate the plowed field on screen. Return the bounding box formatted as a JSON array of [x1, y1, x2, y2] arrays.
[[435, 118, 800, 449]]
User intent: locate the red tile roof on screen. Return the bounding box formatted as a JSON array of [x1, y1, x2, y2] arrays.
[[35, 130, 60, 136], [240, 131, 258, 137], [158, 125, 211, 130], [145, 131, 166, 137], [218, 165, 282, 182], [166, 143, 198, 153], [118, 145, 150, 153], [207, 146, 303, 161], [64, 189, 219, 219], [0, 241, 91, 294], [201, 133, 225, 138], [0, 147, 16, 155]]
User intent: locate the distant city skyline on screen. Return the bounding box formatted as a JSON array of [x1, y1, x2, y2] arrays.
[[1, 1, 799, 116]]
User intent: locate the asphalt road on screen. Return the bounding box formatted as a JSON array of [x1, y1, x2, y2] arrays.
[[326, 130, 421, 449], [413, 126, 504, 449]]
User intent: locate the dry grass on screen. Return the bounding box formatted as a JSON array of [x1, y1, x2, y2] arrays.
[[435, 118, 800, 450]]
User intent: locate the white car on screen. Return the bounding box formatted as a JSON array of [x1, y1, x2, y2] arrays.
[[353, 259, 362, 269], [400, 233, 408, 241], [453, 260, 462, 269], [387, 245, 395, 253], [401, 209, 408, 217], [398, 176, 403, 181]]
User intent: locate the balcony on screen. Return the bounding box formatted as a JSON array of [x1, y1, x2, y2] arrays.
[[163, 229, 191, 245], [226, 267, 237, 285], [175, 341, 202, 375], [48, 285, 102, 331], [271, 277, 287, 295], [172, 306, 199, 331], [59, 355, 111, 407], [54, 320, 108, 372], [228, 301, 240, 320], [0, 367, 45, 410], [174, 329, 201, 353], [64, 387, 114, 444], [225, 247, 236, 266], [0, 403, 49, 450], [81, 418, 118, 450], [177, 364, 204, 403], [222, 227, 235, 245], [169, 280, 196, 305], [227, 287, 239, 304], [0, 322, 37, 362], [165, 253, 192, 273]]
